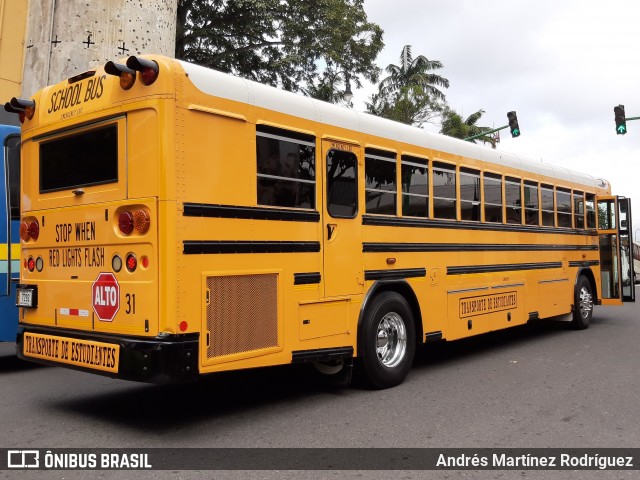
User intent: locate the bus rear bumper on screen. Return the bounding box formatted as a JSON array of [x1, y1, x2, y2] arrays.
[[16, 325, 199, 384]]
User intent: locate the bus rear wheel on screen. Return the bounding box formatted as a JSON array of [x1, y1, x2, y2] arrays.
[[358, 292, 415, 389], [571, 276, 593, 330]]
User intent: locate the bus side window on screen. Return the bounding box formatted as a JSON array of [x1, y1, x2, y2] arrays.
[[540, 184, 555, 227], [573, 190, 585, 229], [256, 125, 316, 209], [364, 149, 396, 215], [556, 188, 572, 228], [460, 167, 480, 221], [524, 181, 540, 226], [400, 155, 428, 218], [585, 193, 596, 229], [505, 176, 522, 224], [433, 161, 456, 220], [483, 173, 503, 223]]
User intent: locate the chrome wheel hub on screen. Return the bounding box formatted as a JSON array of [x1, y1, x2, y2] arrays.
[[579, 286, 593, 319], [376, 312, 407, 368]]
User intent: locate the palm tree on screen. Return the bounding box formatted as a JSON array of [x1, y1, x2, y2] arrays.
[[440, 107, 497, 148], [379, 45, 450, 101]]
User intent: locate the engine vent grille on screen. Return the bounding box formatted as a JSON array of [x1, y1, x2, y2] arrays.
[[206, 274, 279, 359]]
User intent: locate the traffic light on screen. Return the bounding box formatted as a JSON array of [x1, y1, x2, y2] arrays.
[[507, 111, 520, 138], [614, 105, 627, 135]]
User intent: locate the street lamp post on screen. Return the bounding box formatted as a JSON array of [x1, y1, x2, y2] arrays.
[[343, 75, 353, 103]]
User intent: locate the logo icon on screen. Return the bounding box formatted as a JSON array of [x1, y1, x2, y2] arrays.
[[7, 450, 39, 468]]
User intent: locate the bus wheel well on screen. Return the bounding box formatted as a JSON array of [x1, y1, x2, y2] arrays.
[[359, 281, 424, 346]]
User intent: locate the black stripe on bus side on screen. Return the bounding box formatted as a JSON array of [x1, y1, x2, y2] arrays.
[[569, 260, 600, 267], [363, 243, 598, 253], [447, 262, 563, 275], [183, 203, 320, 223], [364, 268, 427, 281], [294, 272, 321, 285], [362, 215, 596, 236], [183, 241, 321, 254]]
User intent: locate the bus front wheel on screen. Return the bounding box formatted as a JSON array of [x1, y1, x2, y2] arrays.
[[572, 276, 593, 330], [358, 292, 416, 389]]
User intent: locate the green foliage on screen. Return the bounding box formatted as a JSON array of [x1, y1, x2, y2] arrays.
[[366, 45, 448, 127], [440, 107, 497, 147], [366, 85, 442, 127], [176, 0, 383, 96]]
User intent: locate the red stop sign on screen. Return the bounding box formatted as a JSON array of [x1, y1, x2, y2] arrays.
[[92, 272, 120, 322]]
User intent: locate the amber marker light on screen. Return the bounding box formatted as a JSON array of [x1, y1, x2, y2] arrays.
[[19, 221, 30, 241], [20, 219, 39, 242], [104, 61, 136, 90], [133, 209, 151, 234]]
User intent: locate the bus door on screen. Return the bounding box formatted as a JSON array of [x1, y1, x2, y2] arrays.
[[321, 140, 363, 298], [596, 196, 635, 304], [618, 197, 635, 301]]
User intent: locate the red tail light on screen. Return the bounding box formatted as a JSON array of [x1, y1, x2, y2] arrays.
[[140, 67, 158, 86], [27, 257, 35, 272], [117, 207, 151, 236], [118, 211, 134, 235], [126, 253, 137, 272], [28, 221, 40, 241], [126, 56, 159, 86]]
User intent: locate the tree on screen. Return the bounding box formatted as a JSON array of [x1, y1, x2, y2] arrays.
[[366, 85, 442, 127], [379, 45, 449, 101], [176, 0, 383, 96], [440, 107, 497, 148], [365, 45, 449, 127]]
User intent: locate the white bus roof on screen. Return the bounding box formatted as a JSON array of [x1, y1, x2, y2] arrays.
[[179, 60, 609, 191]]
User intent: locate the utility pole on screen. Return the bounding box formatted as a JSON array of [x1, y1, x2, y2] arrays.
[[22, 0, 178, 97]]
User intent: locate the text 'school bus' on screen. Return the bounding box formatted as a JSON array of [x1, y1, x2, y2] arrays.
[[0, 124, 20, 342], [4, 55, 635, 388]]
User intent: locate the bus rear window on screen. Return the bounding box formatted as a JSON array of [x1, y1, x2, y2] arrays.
[[40, 125, 118, 193]]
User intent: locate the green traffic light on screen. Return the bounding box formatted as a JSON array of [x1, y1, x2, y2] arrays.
[[614, 104, 626, 135]]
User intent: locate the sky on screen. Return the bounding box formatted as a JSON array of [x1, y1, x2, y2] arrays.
[[354, 0, 640, 239]]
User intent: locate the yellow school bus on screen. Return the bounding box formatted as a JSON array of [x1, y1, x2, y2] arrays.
[[5, 54, 635, 388]]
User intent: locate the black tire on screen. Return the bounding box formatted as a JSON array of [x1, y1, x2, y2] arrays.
[[571, 275, 594, 330], [358, 291, 416, 389]]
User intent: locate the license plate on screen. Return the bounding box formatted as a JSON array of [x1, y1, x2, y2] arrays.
[[16, 288, 34, 307], [22, 332, 120, 373]]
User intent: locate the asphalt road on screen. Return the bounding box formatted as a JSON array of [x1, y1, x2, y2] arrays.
[[1, 287, 639, 480]]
